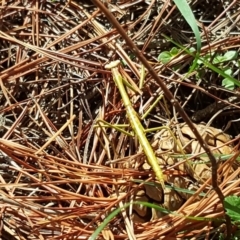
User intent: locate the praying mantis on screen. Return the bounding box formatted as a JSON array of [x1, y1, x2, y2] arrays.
[[103, 60, 166, 189]]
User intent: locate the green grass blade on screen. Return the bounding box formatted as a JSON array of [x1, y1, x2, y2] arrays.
[[88, 204, 127, 240], [88, 202, 169, 240], [173, 0, 201, 73], [173, 0, 201, 53], [88, 200, 220, 239]]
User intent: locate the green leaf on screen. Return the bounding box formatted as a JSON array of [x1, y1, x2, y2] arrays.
[[158, 51, 172, 64], [213, 55, 227, 64], [189, 47, 196, 53], [224, 50, 238, 61], [197, 53, 211, 65], [222, 68, 234, 90], [222, 78, 235, 90], [170, 47, 180, 55], [224, 195, 240, 223], [158, 47, 181, 64], [213, 51, 238, 64]]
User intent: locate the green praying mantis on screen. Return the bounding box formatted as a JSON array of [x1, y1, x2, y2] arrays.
[[98, 60, 166, 189]]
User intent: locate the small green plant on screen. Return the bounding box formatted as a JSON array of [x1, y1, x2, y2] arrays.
[[222, 68, 235, 90], [157, 47, 181, 64], [224, 195, 240, 223], [196, 50, 238, 90], [158, 46, 239, 91], [224, 195, 240, 239]]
